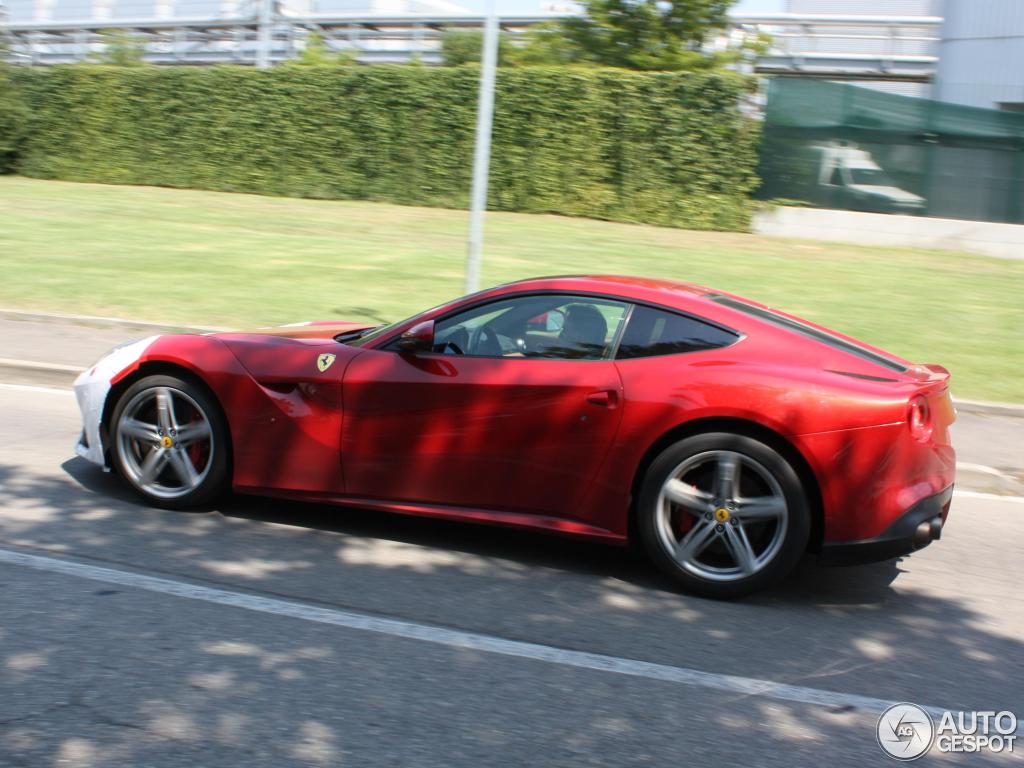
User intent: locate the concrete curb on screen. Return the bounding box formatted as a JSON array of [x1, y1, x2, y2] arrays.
[[0, 357, 84, 373], [0, 359, 82, 387], [2, 309, 1024, 417], [953, 398, 1024, 418], [0, 308, 226, 334], [753, 206, 1024, 261]]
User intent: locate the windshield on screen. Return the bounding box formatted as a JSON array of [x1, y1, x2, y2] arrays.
[[337, 321, 398, 347], [849, 168, 891, 186], [337, 286, 506, 348]]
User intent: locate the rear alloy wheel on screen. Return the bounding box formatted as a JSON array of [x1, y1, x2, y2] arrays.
[[637, 432, 809, 598], [110, 374, 229, 509]]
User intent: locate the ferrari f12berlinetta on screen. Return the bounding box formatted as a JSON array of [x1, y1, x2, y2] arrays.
[[74, 276, 955, 597]]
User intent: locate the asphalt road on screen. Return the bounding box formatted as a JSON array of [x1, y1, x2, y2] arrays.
[[1, 317, 1023, 766]]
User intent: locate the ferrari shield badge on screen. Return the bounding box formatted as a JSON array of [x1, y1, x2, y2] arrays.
[[316, 353, 336, 372]]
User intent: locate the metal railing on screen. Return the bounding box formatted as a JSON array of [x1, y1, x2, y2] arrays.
[[733, 12, 941, 82], [0, 7, 943, 81]]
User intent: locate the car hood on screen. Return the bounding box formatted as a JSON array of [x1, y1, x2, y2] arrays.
[[220, 320, 381, 341]]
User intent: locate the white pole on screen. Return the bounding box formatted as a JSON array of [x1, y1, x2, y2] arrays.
[[463, 0, 499, 294], [256, 0, 273, 68]]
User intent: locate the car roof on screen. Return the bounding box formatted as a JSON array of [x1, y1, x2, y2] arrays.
[[490, 275, 713, 306], [483, 275, 911, 375]]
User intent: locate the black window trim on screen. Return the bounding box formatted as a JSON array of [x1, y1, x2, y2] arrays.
[[607, 303, 636, 360], [368, 289, 742, 362], [707, 293, 908, 373]]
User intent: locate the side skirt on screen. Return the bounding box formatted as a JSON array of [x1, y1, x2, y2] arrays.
[[233, 486, 628, 545]]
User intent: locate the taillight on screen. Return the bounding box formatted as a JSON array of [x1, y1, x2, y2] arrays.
[[908, 395, 933, 442]]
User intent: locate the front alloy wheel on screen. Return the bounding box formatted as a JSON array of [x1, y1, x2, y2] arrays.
[[638, 433, 809, 598], [110, 374, 228, 509]]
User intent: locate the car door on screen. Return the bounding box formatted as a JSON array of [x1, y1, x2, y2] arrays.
[[340, 293, 630, 519]]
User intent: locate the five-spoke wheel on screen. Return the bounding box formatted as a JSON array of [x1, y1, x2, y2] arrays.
[[110, 374, 228, 509], [638, 432, 809, 598]]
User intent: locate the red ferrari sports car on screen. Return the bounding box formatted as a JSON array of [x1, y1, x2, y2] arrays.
[[74, 276, 955, 597]]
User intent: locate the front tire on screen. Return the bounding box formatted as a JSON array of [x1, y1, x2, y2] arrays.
[[637, 432, 809, 598], [109, 374, 229, 510]]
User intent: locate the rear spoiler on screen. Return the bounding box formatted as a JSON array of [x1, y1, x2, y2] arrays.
[[907, 363, 951, 386]]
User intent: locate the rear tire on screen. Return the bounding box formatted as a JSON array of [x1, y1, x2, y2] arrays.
[[637, 432, 809, 599], [109, 374, 229, 510]]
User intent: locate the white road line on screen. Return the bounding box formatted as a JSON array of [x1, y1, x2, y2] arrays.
[[0, 356, 85, 373], [0, 382, 75, 396], [0, 547, 1012, 733], [956, 462, 1011, 478], [954, 489, 1024, 505]]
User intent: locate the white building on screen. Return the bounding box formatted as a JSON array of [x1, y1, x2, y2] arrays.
[[934, 0, 1024, 110], [777, 1, 1024, 110], [6, 0, 1024, 107], [4, 0, 470, 23], [772, 0, 943, 97]]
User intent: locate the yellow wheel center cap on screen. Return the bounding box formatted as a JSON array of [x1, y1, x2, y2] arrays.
[[714, 507, 731, 523], [160, 435, 174, 449]]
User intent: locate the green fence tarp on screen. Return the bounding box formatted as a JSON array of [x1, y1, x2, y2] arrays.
[[758, 78, 1024, 224]]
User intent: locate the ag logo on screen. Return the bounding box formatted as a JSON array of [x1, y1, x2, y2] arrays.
[[316, 353, 336, 373], [878, 703, 934, 761]]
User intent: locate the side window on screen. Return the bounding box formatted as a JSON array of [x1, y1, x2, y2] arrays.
[[431, 294, 629, 360], [616, 306, 737, 360]]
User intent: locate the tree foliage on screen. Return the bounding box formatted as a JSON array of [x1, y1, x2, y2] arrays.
[[283, 32, 357, 67], [92, 30, 149, 66], [440, 30, 518, 67], [10, 66, 759, 230], [443, 1, 749, 72], [562, 0, 734, 70]]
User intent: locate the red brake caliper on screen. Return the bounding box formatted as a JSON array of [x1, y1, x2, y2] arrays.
[[186, 416, 207, 471]]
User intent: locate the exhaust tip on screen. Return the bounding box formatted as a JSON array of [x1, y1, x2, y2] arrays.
[[913, 521, 933, 550], [929, 516, 943, 541]]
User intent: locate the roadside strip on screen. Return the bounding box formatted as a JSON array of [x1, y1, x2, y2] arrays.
[[3, 381, 1022, 503], [0, 358, 84, 389], [0, 307, 223, 333], [2, 544, 1019, 735], [954, 489, 1024, 505], [0, 382, 74, 396], [3, 308, 1024, 416], [1, 351, 1023, 419], [0, 356, 84, 373]]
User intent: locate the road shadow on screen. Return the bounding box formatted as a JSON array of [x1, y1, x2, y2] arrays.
[[0, 456, 1018, 767], [61, 456, 902, 603]]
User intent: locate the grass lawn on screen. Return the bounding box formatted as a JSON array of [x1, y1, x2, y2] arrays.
[[1, 176, 1022, 402]]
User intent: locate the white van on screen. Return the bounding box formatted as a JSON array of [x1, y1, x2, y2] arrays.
[[817, 143, 925, 214]]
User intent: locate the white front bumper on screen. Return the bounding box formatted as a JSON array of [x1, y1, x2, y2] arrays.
[[73, 336, 160, 467]]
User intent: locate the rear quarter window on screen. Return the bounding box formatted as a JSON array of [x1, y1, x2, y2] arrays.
[[707, 294, 908, 373], [616, 306, 738, 360]]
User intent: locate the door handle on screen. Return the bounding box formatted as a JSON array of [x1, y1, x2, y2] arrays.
[[585, 389, 618, 408]]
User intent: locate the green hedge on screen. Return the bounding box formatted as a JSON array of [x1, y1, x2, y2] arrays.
[[0, 66, 28, 173], [12, 66, 759, 230]]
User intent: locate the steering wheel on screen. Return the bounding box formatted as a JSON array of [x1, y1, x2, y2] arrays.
[[470, 323, 503, 356], [441, 326, 469, 356]]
